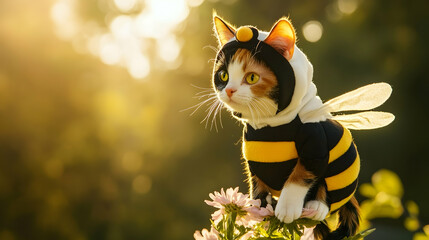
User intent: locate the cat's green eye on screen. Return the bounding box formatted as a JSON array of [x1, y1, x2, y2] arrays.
[[219, 70, 229, 82], [245, 73, 260, 84]]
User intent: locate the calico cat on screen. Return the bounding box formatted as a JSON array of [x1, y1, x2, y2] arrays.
[[210, 14, 394, 240]]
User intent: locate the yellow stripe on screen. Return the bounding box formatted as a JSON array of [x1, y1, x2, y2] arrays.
[[325, 154, 360, 191], [242, 141, 298, 163], [329, 127, 352, 163], [330, 192, 355, 212]]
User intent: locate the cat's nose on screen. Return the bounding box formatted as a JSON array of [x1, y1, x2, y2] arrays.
[[225, 88, 237, 98]]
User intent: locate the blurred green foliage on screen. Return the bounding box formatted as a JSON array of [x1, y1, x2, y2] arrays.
[[0, 0, 428, 239], [358, 169, 429, 240]]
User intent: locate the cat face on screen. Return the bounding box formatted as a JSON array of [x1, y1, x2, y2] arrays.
[[213, 48, 279, 119], [212, 16, 297, 122]]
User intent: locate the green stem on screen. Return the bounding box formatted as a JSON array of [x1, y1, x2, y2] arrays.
[[226, 212, 237, 240]]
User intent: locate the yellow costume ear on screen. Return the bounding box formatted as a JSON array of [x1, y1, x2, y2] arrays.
[[213, 14, 236, 47], [264, 18, 296, 60]]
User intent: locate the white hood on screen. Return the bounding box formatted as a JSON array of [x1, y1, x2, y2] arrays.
[[227, 32, 331, 129]]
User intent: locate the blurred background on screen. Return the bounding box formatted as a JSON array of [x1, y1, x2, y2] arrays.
[[0, 0, 428, 239]]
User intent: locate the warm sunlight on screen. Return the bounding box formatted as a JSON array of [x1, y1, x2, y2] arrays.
[[0, 0, 424, 239], [51, 0, 204, 80]]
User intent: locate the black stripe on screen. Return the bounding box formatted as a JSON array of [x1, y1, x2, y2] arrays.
[[325, 143, 357, 178], [327, 179, 358, 203], [321, 120, 344, 150], [244, 117, 302, 142], [247, 159, 298, 191]]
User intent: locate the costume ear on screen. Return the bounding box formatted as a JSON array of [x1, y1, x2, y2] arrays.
[[264, 18, 296, 60], [213, 14, 236, 46]]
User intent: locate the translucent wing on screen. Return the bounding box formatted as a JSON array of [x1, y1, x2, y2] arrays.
[[301, 82, 395, 130], [326, 82, 394, 130], [324, 82, 392, 112], [332, 111, 395, 130]]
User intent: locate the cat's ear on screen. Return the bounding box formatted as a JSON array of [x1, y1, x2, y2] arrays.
[[213, 13, 236, 47], [264, 18, 296, 60]]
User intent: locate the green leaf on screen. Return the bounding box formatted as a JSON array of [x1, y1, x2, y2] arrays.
[[252, 238, 285, 240], [341, 228, 376, 240], [293, 218, 320, 228]]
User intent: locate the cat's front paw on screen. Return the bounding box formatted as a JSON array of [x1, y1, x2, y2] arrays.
[[275, 184, 307, 223], [275, 198, 303, 223], [304, 200, 329, 221]]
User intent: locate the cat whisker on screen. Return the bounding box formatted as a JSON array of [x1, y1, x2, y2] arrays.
[[254, 98, 274, 117], [251, 101, 263, 123], [247, 103, 257, 124], [218, 102, 224, 129], [181, 95, 218, 116], [210, 101, 224, 132], [194, 92, 217, 100], [256, 98, 277, 112], [250, 101, 265, 121], [203, 45, 220, 53], [201, 98, 220, 129], [191, 84, 213, 91]]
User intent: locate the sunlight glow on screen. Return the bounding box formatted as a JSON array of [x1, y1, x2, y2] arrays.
[[114, 0, 138, 12], [302, 21, 323, 43], [100, 37, 122, 65], [187, 0, 204, 7], [110, 15, 134, 40], [337, 0, 359, 15], [157, 36, 181, 62], [128, 54, 151, 79], [51, 0, 204, 80], [50, 0, 80, 39]]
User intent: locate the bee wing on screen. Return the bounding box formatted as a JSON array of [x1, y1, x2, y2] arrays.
[[300, 82, 395, 128], [332, 111, 395, 130], [324, 82, 392, 112]]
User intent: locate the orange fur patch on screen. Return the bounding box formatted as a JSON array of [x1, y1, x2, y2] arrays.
[[285, 161, 316, 187], [341, 196, 360, 234], [316, 183, 328, 205]]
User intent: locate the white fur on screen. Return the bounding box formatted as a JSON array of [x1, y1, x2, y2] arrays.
[[304, 200, 330, 221], [224, 31, 331, 129], [275, 183, 309, 223]]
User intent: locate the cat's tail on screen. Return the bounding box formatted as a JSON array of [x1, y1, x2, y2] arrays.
[[313, 196, 360, 240]]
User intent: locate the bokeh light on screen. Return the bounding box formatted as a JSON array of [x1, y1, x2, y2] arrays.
[[337, 0, 359, 15], [302, 20, 323, 42], [50, 0, 201, 80]]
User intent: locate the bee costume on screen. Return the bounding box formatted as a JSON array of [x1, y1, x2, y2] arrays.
[[213, 19, 395, 214]]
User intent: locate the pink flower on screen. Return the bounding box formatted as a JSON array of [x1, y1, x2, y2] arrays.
[[205, 187, 259, 209], [300, 208, 318, 218], [204, 187, 270, 227], [249, 203, 274, 218], [193, 227, 219, 240]]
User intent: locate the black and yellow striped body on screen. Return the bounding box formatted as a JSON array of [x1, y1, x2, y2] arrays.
[[243, 117, 360, 212]]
